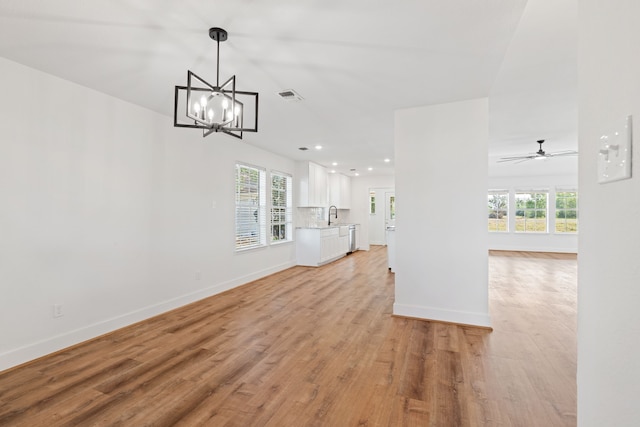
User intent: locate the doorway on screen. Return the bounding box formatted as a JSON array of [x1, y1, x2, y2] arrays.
[[369, 187, 395, 245]]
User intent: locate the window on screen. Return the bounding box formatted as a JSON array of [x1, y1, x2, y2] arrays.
[[370, 191, 376, 214], [488, 190, 508, 232], [389, 195, 396, 219], [271, 172, 293, 243], [556, 190, 578, 233], [235, 163, 266, 250], [515, 191, 548, 233]]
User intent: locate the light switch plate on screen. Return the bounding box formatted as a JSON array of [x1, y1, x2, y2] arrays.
[[598, 115, 632, 184]]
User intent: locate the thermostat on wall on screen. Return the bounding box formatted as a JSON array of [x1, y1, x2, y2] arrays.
[[598, 115, 632, 184]]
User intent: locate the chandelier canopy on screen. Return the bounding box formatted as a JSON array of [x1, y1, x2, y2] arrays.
[[173, 28, 259, 139]]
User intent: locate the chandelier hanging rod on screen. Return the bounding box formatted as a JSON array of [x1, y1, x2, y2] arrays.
[[208, 27, 227, 88]]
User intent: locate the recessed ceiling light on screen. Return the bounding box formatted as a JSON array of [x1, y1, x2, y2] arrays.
[[384, 158, 391, 163], [315, 145, 322, 150], [332, 162, 338, 166], [330, 170, 336, 173], [355, 172, 360, 176], [367, 167, 373, 171]]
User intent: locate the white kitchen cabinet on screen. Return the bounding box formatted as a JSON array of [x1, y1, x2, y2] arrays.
[[328, 173, 351, 209], [296, 227, 348, 266], [297, 161, 328, 207]]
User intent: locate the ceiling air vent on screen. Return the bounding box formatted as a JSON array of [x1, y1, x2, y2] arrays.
[[278, 89, 303, 101]]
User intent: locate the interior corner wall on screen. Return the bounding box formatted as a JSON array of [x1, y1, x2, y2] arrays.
[[393, 98, 490, 327], [0, 57, 296, 371], [578, 1, 640, 425]]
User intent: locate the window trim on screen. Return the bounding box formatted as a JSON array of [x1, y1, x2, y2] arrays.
[[514, 189, 549, 234], [235, 162, 267, 252], [369, 191, 376, 215], [270, 170, 293, 244], [554, 188, 578, 234], [488, 189, 509, 233]]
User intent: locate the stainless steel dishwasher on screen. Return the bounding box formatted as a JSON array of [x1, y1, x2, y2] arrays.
[[348, 224, 357, 253]]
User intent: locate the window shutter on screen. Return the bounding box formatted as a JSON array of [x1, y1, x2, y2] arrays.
[[235, 163, 267, 250], [270, 171, 293, 243]]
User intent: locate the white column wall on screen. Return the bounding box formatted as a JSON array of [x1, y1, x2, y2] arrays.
[[578, 1, 640, 424], [393, 98, 490, 327], [0, 57, 296, 371]]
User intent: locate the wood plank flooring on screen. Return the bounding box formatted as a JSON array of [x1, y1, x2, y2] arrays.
[[0, 247, 576, 426]]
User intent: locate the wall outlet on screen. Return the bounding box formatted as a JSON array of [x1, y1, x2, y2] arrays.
[[53, 304, 63, 318]]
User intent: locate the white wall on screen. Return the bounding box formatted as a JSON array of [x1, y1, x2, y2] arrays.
[[349, 175, 395, 251], [578, 1, 640, 425], [393, 98, 490, 327], [488, 174, 578, 253], [0, 57, 296, 371]]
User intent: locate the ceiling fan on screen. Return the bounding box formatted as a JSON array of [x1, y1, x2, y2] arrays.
[[497, 140, 578, 163]]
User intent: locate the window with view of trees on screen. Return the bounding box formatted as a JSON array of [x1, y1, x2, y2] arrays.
[[488, 191, 509, 232], [370, 191, 376, 214], [271, 172, 293, 243], [515, 191, 548, 232], [235, 164, 266, 250], [556, 190, 578, 233], [389, 196, 396, 219]]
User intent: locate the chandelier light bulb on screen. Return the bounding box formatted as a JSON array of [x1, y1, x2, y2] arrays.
[[208, 109, 214, 121], [200, 96, 207, 107]]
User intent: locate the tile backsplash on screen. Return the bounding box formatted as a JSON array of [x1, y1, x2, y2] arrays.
[[296, 207, 351, 227]]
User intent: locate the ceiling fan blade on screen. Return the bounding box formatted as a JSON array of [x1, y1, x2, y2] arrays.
[[497, 140, 578, 164], [513, 158, 536, 164], [497, 155, 537, 163], [547, 150, 578, 157]]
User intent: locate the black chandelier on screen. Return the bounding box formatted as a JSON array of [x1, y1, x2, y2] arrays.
[[173, 27, 259, 139]]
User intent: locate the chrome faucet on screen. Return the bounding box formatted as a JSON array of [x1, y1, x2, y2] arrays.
[[328, 205, 338, 226]]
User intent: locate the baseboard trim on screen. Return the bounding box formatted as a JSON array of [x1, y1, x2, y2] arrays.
[[0, 261, 296, 372], [488, 245, 577, 254], [392, 303, 492, 329]]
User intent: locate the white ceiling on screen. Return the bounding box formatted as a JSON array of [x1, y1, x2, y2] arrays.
[[0, 0, 577, 178]]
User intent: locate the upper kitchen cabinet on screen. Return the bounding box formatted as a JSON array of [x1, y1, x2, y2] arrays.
[[328, 173, 351, 209], [297, 161, 328, 207]]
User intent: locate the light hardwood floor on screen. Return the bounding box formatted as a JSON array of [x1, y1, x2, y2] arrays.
[[0, 247, 576, 426]]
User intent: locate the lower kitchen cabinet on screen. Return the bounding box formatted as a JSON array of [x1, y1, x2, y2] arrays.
[[296, 227, 349, 267]]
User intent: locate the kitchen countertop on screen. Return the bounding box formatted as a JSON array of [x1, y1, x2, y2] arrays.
[[296, 223, 358, 229]]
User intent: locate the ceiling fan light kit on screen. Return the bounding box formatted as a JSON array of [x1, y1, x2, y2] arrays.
[[173, 27, 259, 139], [498, 139, 578, 163]]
